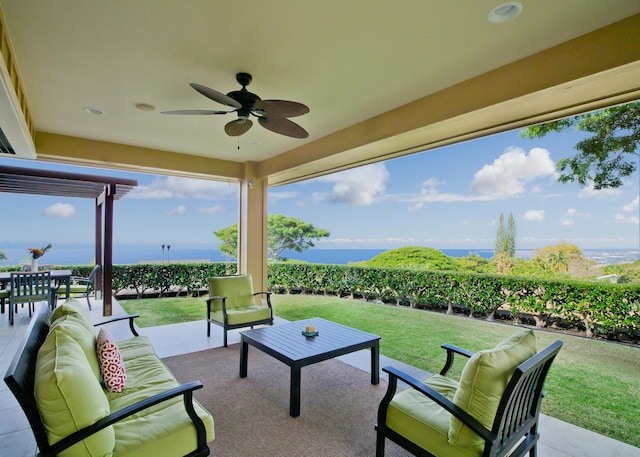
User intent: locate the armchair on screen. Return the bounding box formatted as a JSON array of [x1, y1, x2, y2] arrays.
[[376, 330, 563, 457], [59, 264, 102, 310], [206, 274, 274, 347]]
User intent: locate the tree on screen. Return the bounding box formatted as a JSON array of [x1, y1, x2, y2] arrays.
[[213, 215, 330, 261], [366, 246, 459, 271], [0, 250, 7, 260], [530, 242, 596, 277], [494, 212, 516, 274], [520, 102, 640, 189]]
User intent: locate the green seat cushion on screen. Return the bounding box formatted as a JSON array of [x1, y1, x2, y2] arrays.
[[112, 397, 214, 457], [208, 275, 255, 311], [387, 375, 481, 457], [208, 304, 272, 325], [68, 284, 89, 294], [449, 330, 537, 447], [35, 330, 114, 457], [105, 337, 215, 457]]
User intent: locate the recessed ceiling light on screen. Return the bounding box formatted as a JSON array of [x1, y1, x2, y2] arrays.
[[488, 2, 523, 24], [134, 102, 156, 111], [84, 107, 105, 115]]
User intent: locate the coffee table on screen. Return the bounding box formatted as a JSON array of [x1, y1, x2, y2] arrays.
[[239, 317, 381, 417]]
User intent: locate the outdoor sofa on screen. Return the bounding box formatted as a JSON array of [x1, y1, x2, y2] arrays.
[[4, 299, 214, 457]]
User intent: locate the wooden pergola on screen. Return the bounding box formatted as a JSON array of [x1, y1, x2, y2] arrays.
[[0, 164, 137, 315]]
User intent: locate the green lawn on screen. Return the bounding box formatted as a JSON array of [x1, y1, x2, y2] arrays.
[[119, 294, 640, 447]]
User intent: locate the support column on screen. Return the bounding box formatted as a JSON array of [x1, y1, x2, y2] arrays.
[[94, 197, 103, 299], [103, 184, 115, 316], [238, 176, 268, 294]]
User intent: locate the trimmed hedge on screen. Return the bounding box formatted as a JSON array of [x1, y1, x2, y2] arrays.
[[2, 262, 637, 339]]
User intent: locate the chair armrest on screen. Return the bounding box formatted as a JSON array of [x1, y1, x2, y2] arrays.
[[206, 295, 229, 322], [42, 382, 207, 457], [380, 366, 495, 444], [253, 291, 273, 308], [439, 344, 474, 376], [93, 314, 140, 337]]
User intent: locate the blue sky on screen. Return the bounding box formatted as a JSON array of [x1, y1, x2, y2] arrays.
[[1, 125, 639, 254]]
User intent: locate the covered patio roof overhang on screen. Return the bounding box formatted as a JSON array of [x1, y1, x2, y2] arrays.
[[1, 3, 640, 296], [0, 164, 137, 315]]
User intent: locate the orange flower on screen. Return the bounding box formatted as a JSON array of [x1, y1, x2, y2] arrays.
[[28, 243, 52, 259]]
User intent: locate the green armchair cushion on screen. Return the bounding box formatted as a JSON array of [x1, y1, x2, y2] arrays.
[[35, 330, 114, 457], [386, 375, 481, 457], [449, 330, 537, 447], [207, 274, 255, 311], [208, 305, 272, 325]]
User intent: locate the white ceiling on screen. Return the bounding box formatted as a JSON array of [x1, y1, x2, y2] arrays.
[[1, 0, 640, 182]]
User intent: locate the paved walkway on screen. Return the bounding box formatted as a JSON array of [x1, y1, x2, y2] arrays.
[[1, 299, 638, 457]]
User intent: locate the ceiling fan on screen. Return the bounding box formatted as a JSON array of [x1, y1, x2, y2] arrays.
[[162, 72, 309, 139]]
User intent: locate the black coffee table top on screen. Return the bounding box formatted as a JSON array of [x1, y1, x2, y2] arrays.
[[240, 317, 380, 366]]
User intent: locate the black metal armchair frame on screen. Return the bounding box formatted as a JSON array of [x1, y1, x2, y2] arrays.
[[206, 290, 274, 347], [375, 340, 564, 457]]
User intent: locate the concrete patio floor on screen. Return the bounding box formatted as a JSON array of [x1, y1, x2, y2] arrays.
[[1, 299, 638, 457]]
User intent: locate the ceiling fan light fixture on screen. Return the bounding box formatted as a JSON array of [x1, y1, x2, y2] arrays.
[[488, 2, 522, 24], [84, 107, 105, 115]]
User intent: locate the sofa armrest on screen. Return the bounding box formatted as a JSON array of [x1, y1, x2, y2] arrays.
[[42, 381, 207, 457], [379, 366, 495, 444], [93, 314, 140, 337]]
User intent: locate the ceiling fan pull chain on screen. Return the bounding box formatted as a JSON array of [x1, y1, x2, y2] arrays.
[[237, 137, 240, 150]]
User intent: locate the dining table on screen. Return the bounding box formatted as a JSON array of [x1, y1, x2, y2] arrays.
[[0, 269, 72, 299]]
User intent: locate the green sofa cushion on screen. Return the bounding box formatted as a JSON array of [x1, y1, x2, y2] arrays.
[[35, 330, 114, 457], [449, 330, 537, 447], [104, 337, 215, 457], [51, 298, 92, 323], [208, 274, 255, 311], [49, 314, 101, 381]]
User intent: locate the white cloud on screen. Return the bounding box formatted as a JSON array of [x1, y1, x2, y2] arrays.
[[269, 191, 299, 201], [312, 163, 389, 205], [523, 209, 545, 221], [197, 205, 226, 215], [614, 213, 639, 224], [623, 196, 639, 212], [578, 184, 621, 199], [164, 205, 186, 216], [470, 147, 555, 197], [559, 218, 574, 226], [44, 203, 76, 218], [129, 177, 237, 200]]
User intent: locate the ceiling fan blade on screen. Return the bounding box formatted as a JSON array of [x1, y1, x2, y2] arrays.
[[258, 117, 309, 138], [190, 83, 242, 109], [161, 109, 230, 115], [224, 118, 253, 136], [253, 100, 309, 118]]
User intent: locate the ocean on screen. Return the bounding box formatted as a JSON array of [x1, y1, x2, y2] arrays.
[[1, 245, 640, 267]]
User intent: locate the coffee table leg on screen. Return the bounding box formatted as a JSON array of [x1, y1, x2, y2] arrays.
[[240, 340, 249, 378], [371, 341, 380, 384], [290, 366, 301, 417]]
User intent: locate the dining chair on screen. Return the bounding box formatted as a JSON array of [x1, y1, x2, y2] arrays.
[[57, 264, 101, 310], [8, 271, 56, 325]]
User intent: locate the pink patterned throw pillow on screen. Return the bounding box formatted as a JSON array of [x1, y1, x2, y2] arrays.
[[96, 328, 126, 393]]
